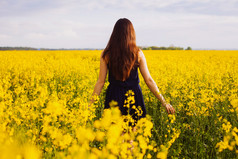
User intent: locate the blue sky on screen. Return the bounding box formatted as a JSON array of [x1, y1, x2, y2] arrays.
[[0, 0, 238, 49]]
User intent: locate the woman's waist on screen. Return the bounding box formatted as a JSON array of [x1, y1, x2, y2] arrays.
[[108, 80, 140, 88]]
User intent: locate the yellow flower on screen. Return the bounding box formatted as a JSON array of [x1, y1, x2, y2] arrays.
[[43, 100, 65, 116], [147, 153, 152, 158], [109, 100, 118, 107]]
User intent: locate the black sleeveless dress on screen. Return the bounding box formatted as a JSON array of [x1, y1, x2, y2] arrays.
[[104, 61, 147, 125]]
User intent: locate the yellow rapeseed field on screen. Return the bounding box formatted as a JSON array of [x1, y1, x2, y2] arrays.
[[0, 50, 237, 158]]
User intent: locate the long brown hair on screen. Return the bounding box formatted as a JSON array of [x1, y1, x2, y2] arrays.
[[102, 18, 140, 81]]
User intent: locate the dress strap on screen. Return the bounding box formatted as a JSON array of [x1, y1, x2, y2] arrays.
[[133, 55, 139, 68]]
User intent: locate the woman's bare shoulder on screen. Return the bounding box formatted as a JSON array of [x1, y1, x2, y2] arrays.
[[101, 50, 109, 64], [138, 49, 145, 64], [100, 50, 105, 57]]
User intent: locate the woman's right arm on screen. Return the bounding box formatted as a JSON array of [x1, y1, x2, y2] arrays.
[[138, 50, 175, 114]]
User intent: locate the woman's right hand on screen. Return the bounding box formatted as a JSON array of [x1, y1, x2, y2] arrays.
[[163, 103, 175, 114]]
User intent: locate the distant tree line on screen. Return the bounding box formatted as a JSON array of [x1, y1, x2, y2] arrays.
[[0, 47, 102, 50], [140, 46, 192, 50], [0, 47, 38, 50], [0, 46, 192, 51]]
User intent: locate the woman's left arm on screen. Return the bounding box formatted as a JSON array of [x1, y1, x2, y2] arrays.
[[89, 51, 108, 106]]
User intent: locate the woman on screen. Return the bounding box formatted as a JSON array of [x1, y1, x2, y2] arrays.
[[90, 18, 175, 126]]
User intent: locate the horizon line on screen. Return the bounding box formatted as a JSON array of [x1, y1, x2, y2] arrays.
[[0, 46, 238, 51]]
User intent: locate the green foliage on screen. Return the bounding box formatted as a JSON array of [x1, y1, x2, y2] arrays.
[[0, 47, 38, 50], [141, 46, 184, 50], [186, 46, 192, 50]]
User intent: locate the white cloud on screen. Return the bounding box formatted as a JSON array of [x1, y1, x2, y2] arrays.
[[0, 0, 238, 49]]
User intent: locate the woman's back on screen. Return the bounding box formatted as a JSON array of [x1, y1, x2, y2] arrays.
[[105, 58, 146, 124], [107, 60, 140, 88]]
